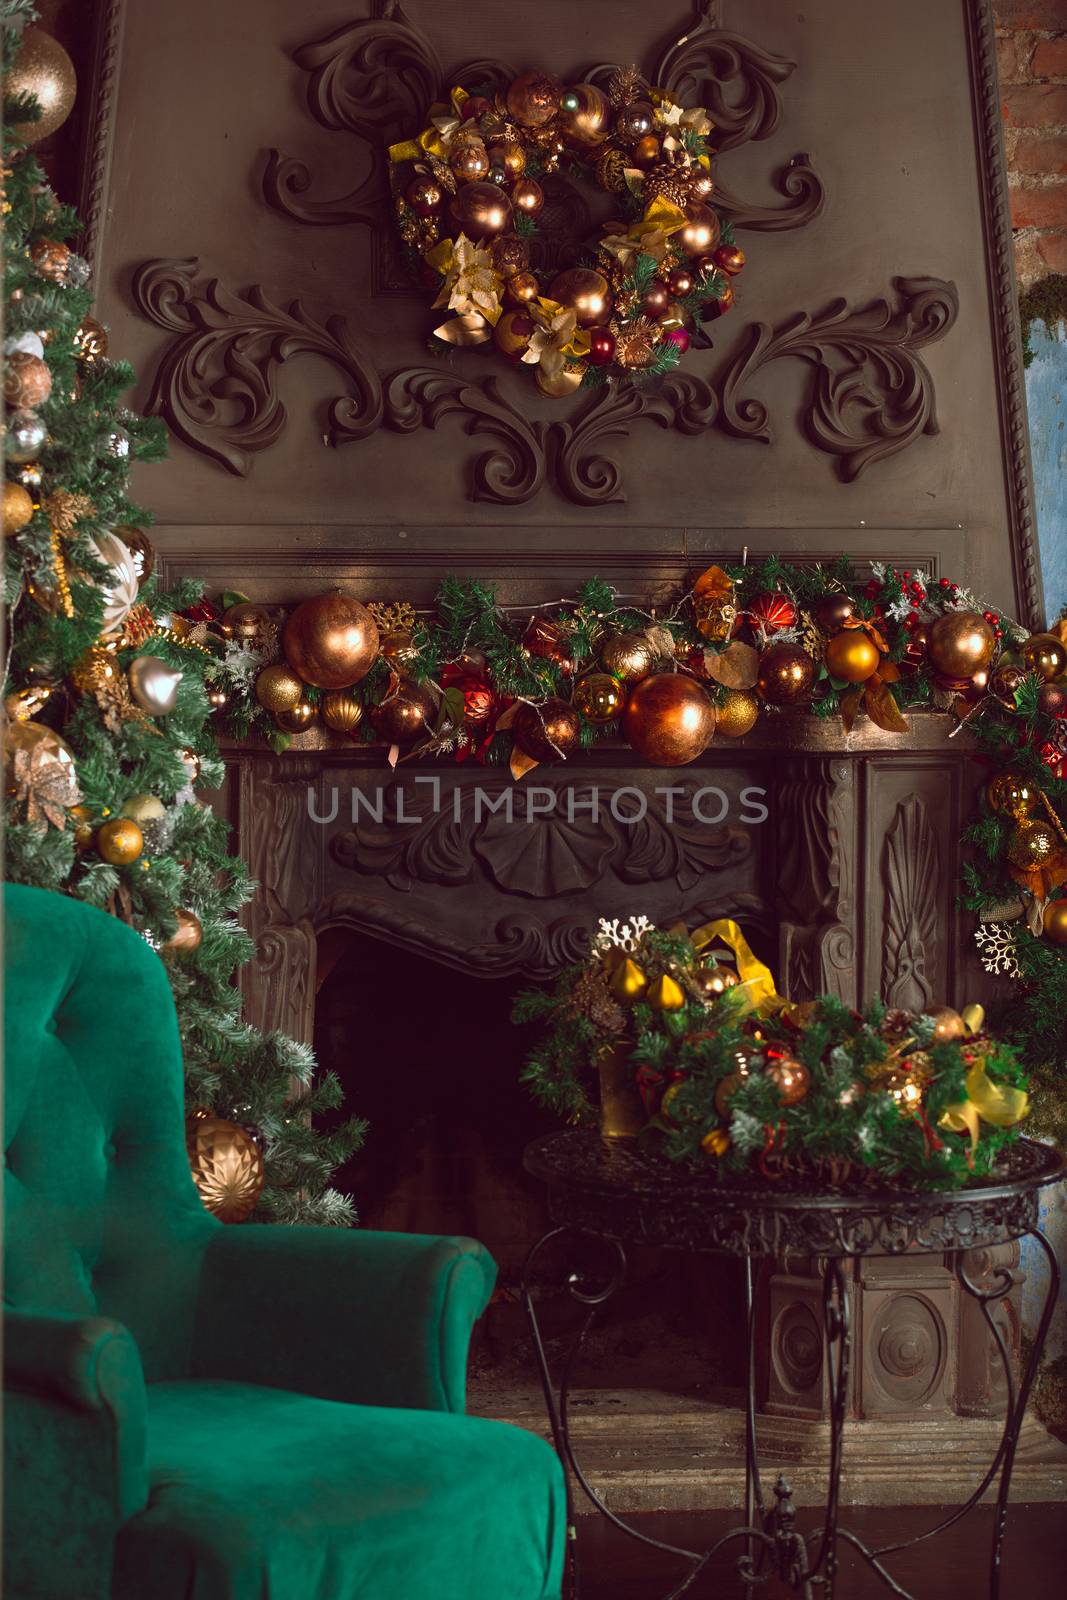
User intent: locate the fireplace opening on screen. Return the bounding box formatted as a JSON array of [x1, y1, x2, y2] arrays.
[[313, 925, 746, 1412]]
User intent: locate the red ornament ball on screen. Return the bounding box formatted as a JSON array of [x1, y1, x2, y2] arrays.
[[713, 244, 746, 275], [663, 326, 690, 354], [587, 326, 617, 366], [747, 591, 797, 636]]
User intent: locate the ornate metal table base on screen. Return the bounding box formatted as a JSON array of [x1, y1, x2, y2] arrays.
[[521, 1132, 1064, 1600]]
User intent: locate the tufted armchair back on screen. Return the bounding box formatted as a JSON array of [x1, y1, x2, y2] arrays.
[[4, 884, 218, 1380]]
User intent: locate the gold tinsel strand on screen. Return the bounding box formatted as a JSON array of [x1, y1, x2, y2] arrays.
[[49, 528, 74, 617]]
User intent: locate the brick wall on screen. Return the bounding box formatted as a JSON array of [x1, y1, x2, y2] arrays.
[[994, 0, 1067, 286]]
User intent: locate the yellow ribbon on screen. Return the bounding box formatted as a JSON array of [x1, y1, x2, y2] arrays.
[[940, 1062, 1030, 1155], [390, 87, 470, 165], [632, 196, 688, 241], [689, 918, 779, 1016]]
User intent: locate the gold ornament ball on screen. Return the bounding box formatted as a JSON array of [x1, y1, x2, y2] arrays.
[[493, 310, 535, 360], [321, 690, 364, 734], [1007, 817, 1059, 871], [825, 628, 881, 683], [767, 1053, 811, 1107], [254, 663, 304, 715], [757, 643, 816, 705], [573, 672, 624, 723], [1042, 899, 1067, 945], [3, 720, 77, 802], [3, 480, 35, 537], [97, 817, 143, 866], [926, 611, 996, 678], [928, 1005, 966, 1044], [1021, 632, 1067, 682], [536, 362, 586, 398], [715, 688, 759, 738], [495, 140, 526, 177], [4, 350, 53, 409], [448, 132, 490, 182], [30, 238, 70, 281], [623, 674, 716, 766], [678, 202, 722, 258], [505, 270, 540, 307], [5, 27, 78, 145], [506, 70, 562, 128], [698, 965, 739, 1001], [987, 771, 1037, 821], [549, 267, 613, 328], [601, 630, 656, 685], [275, 699, 318, 734], [814, 593, 857, 633], [120, 793, 165, 827], [448, 180, 513, 241], [74, 316, 109, 365], [69, 804, 94, 850], [282, 592, 380, 690], [632, 134, 661, 167], [511, 176, 545, 216], [164, 908, 203, 955], [186, 1111, 265, 1223], [558, 82, 611, 144]]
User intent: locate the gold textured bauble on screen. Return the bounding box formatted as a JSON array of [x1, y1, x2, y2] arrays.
[[164, 908, 203, 955], [282, 592, 379, 690], [30, 238, 70, 281], [254, 663, 304, 715], [69, 804, 94, 850], [70, 646, 118, 697], [274, 699, 318, 734], [987, 771, 1037, 822], [320, 690, 364, 734], [926, 611, 996, 678], [1043, 899, 1067, 945], [448, 180, 513, 241], [448, 132, 490, 182], [601, 630, 656, 685], [623, 674, 716, 766], [491, 233, 530, 276], [115, 525, 154, 588], [186, 1111, 264, 1223], [73, 316, 109, 365], [512, 697, 582, 763], [558, 82, 611, 144], [548, 267, 613, 328], [535, 362, 586, 397], [678, 202, 722, 258], [5, 27, 78, 145], [928, 1005, 966, 1044], [493, 310, 535, 359], [4, 350, 53, 409], [825, 629, 880, 683], [506, 70, 562, 127], [715, 688, 759, 739], [371, 680, 436, 745], [1020, 632, 1067, 682], [767, 1053, 811, 1106], [97, 817, 143, 866], [573, 672, 625, 723], [3, 480, 35, 537], [1006, 818, 1059, 871], [120, 793, 165, 827], [757, 643, 816, 705]]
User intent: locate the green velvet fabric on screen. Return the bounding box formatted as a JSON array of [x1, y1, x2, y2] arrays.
[[4, 884, 565, 1600]]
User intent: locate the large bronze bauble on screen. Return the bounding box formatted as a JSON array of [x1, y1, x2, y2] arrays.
[[492, 233, 530, 276], [321, 691, 364, 735], [186, 1111, 264, 1223], [448, 180, 513, 241], [371, 680, 435, 745], [1007, 818, 1059, 871], [282, 593, 379, 690], [1021, 632, 1067, 682], [512, 697, 581, 763], [825, 629, 880, 683], [715, 687, 760, 738], [987, 771, 1037, 822], [5, 26, 77, 145], [506, 70, 562, 127], [678, 202, 721, 258], [254, 663, 304, 716], [632, 134, 661, 168], [928, 1005, 966, 1044], [601, 630, 656, 684], [1042, 898, 1067, 945], [573, 672, 624, 723], [548, 267, 613, 328], [814, 593, 856, 633], [558, 82, 611, 144], [757, 644, 816, 705], [926, 611, 996, 678], [495, 139, 526, 177], [623, 674, 716, 766]]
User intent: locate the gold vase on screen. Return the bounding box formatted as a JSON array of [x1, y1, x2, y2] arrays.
[[597, 1043, 645, 1144]]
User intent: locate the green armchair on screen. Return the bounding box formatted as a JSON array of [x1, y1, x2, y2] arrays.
[[3, 884, 564, 1600]]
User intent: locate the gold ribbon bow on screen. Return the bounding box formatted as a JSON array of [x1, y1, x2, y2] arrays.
[[600, 197, 690, 270], [389, 86, 470, 164], [940, 1062, 1030, 1155]]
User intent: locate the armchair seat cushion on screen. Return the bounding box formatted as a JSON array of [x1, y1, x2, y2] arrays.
[[113, 1381, 565, 1600]]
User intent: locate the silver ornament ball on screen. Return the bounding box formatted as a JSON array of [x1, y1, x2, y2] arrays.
[[5, 410, 47, 462], [66, 253, 92, 288], [104, 427, 131, 460], [128, 655, 183, 716]]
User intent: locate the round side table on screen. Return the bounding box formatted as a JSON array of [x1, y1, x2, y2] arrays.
[[521, 1129, 1064, 1600]]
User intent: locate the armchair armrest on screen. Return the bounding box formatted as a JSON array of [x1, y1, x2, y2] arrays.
[[4, 1310, 148, 1600], [191, 1227, 496, 1412]]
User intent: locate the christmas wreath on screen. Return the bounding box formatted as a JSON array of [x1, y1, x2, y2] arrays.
[[388, 68, 740, 395]]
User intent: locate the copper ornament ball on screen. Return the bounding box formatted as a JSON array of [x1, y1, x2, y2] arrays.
[[511, 177, 545, 216], [715, 687, 759, 738], [713, 243, 746, 276], [640, 277, 670, 317], [1042, 899, 1067, 945], [371, 680, 435, 745], [448, 133, 490, 182], [548, 267, 613, 329], [4, 350, 53, 409], [631, 134, 661, 167], [573, 672, 624, 723], [623, 674, 716, 766], [814, 593, 856, 633], [678, 202, 721, 258], [601, 630, 656, 684], [164, 908, 204, 955], [824, 629, 880, 683], [495, 140, 526, 177], [925, 611, 996, 678], [1038, 681, 1067, 718], [667, 267, 694, 299], [406, 175, 445, 216], [492, 233, 530, 276], [557, 82, 611, 144], [756, 643, 815, 705], [505, 271, 540, 307], [505, 70, 562, 128], [614, 100, 655, 143], [767, 1054, 811, 1107], [512, 698, 581, 763], [928, 1005, 966, 1044], [282, 593, 379, 690], [379, 628, 420, 669], [1021, 632, 1067, 682], [275, 699, 318, 734], [30, 238, 70, 281], [448, 181, 513, 241]]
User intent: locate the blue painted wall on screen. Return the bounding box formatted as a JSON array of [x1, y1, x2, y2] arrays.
[[1027, 319, 1067, 623]]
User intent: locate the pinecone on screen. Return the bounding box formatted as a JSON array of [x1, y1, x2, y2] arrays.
[[570, 966, 626, 1038], [607, 64, 647, 108], [643, 159, 697, 210]]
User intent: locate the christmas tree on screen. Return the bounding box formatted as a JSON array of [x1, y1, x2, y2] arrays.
[[2, 6, 365, 1223]]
